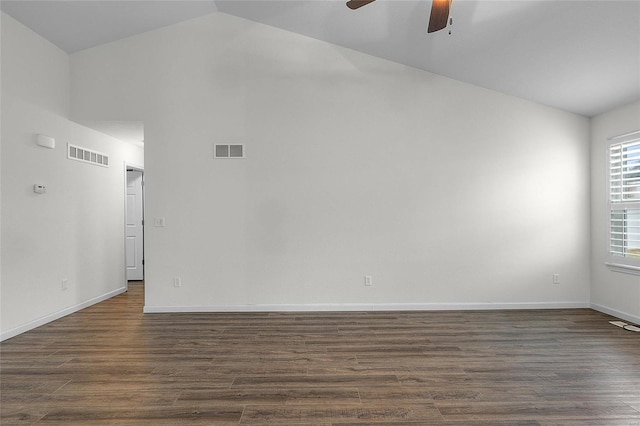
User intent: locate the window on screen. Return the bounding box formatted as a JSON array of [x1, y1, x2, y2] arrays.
[[608, 130, 640, 272]]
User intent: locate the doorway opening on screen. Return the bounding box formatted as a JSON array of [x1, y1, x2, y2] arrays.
[[125, 166, 144, 287]]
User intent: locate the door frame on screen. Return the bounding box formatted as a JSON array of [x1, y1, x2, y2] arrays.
[[124, 162, 145, 291]]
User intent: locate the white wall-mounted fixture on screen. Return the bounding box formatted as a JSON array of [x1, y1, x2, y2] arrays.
[[33, 184, 46, 194], [214, 144, 245, 158], [36, 134, 55, 149], [68, 143, 109, 167]]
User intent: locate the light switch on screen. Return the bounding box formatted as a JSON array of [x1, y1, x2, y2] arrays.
[[154, 217, 166, 227]]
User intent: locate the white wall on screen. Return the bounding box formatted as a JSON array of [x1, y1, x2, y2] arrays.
[[590, 100, 640, 324], [0, 13, 144, 340], [70, 12, 591, 312]]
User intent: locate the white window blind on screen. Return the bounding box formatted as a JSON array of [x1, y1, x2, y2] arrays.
[[609, 131, 640, 261]]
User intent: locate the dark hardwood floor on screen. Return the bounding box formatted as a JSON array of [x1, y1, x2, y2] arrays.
[[1, 281, 639, 425]]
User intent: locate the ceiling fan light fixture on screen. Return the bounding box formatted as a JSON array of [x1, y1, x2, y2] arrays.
[[427, 0, 453, 33], [346, 0, 376, 10]]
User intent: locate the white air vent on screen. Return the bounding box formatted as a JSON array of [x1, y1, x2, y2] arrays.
[[68, 144, 109, 167], [214, 144, 245, 159]]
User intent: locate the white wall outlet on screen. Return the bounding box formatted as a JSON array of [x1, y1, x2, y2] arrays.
[[552, 273, 560, 284], [364, 275, 373, 286], [173, 277, 182, 287], [61, 278, 69, 291]]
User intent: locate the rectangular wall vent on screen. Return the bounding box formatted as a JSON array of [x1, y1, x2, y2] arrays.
[[68, 144, 109, 167], [214, 144, 245, 159]]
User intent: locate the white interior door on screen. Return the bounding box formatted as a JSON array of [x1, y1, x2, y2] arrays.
[[126, 170, 144, 280]]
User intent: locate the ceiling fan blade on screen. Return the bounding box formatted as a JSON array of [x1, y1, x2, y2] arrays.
[[346, 0, 376, 10], [427, 0, 452, 33]]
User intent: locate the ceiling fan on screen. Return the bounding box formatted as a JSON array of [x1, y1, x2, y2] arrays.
[[346, 0, 453, 33]]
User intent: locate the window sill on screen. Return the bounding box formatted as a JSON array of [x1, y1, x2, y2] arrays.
[[606, 262, 640, 276]]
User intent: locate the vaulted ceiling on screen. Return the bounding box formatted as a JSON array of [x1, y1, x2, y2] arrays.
[[2, 0, 639, 117]]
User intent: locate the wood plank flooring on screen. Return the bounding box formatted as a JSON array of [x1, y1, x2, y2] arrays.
[[1, 281, 639, 425]]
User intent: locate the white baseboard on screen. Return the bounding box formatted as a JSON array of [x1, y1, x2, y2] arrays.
[[591, 303, 640, 325], [144, 301, 590, 313], [0, 287, 127, 342], [1, 296, 593, 340]]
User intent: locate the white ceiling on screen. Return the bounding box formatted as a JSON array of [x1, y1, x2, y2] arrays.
[[2, 0, 639, 119]]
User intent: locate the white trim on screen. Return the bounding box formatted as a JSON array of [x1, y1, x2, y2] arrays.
[[608, 129, 640, 141], [144, 301, 590, 313], [125, 162, 144, 171], [0, 287, 127, 342], [605, 262, 640, 276], [591, 303, 640, 325]]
